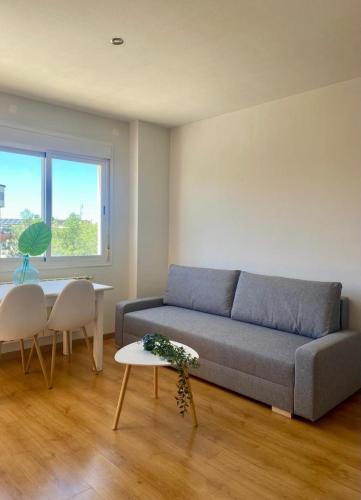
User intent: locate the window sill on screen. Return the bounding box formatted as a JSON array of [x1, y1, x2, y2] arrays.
[[0, 256, 112, 273]]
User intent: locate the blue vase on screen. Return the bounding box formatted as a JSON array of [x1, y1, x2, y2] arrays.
[[13, 255, 40, 285]]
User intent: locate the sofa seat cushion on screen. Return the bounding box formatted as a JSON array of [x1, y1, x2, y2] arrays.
[[123, 306, 313, 387], [164, 265, 240, 317], [231, 272, 342, 339]]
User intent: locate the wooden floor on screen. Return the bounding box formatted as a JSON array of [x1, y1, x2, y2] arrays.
[[0, 338, 360, 500]]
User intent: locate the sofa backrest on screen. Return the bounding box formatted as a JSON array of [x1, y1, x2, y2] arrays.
[[231, 272, 342, 339], [164, 265, 240, 317]]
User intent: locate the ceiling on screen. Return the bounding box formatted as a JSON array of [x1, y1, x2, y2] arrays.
[[1, 0, 360, 127]]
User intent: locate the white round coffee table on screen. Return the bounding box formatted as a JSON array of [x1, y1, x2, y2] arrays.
[[112, 341, 199, 430]]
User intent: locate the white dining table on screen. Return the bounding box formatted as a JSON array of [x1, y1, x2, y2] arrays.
[[0, 279, 113, 371]]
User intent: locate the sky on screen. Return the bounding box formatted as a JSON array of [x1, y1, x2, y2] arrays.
[[0, 151, 100, 222]]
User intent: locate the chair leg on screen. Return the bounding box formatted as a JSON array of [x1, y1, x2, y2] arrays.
[[66, 331, 72, 362], [33, 335, 50, 389], [19, 339, 26, 374], [82, 327, 98, 373], [50, 333, 57, 389], [25, 338, 35, 374]]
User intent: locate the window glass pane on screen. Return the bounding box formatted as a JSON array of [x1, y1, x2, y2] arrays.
[[0, 150, 43, 258], [51, 158, 101, 256]]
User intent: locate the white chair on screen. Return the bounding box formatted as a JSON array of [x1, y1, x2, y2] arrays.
[[0, 284, 49, 388], [46, 280, 98, 387]]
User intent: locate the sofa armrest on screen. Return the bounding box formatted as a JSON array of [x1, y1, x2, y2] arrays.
[[294, 330, 361, 421], [115, 297, 164, 347]]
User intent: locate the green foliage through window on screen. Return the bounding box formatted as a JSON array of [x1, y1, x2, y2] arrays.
[[52, 213, 98, 256], [3, 209, 98, 257]]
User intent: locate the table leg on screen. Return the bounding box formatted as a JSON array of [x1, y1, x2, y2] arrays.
[[154, 366, 158, 398], [186, 373, 198, 427], [93, 292, 104, 371], [112, 364, 131, 430], [50, 333, 57, 389], [63, 331, 72, 356]]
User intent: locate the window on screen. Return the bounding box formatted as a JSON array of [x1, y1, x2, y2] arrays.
[[0, 149, 43, 258], [0, 147, 110, 265], [51, 157, 102, 257]]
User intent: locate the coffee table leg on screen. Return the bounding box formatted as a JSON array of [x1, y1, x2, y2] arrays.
[[112, 364, 131, 430], [154, 366, 159, 399], [186, 373, 198, 427]]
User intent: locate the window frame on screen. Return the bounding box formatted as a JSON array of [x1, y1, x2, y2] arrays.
[[0, 145, 111, 270]]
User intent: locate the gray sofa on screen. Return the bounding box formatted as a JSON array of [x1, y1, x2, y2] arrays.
[[115, 265, 361, 421]]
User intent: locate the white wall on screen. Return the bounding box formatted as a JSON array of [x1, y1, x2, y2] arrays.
[[129, 121, 170, 297], [169, 78, 361, 330], [128, 121, 139, 298], [0, 93, 170, 338], [0, 92, 129, 333]]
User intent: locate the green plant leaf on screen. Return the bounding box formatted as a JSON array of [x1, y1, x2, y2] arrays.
[[141, 333, 199, 416], [18, 222, 52, 256]]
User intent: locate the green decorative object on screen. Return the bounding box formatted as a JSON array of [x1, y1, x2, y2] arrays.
[[13, 254, 40, 285], [13, 222, 52, 285], [18, 222, 52, 256], [142, 333, 199, 416]]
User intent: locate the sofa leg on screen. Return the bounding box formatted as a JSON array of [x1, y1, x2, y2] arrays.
[[272, 406, 292, 418]]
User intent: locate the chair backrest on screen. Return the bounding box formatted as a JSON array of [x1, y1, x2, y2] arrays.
[[47, 280, 95, 332], [0, 284, 47, 341]]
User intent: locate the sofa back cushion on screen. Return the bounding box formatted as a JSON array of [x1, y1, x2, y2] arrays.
[[231, 272, 342, 338], [164, 265, 240, 317]]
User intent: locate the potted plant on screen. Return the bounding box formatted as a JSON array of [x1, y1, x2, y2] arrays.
[[13, 222, 52, 285], [142, 333, 199, 416]]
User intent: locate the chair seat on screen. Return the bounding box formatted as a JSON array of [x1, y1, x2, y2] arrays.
[[124, 306, 313, 387]]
